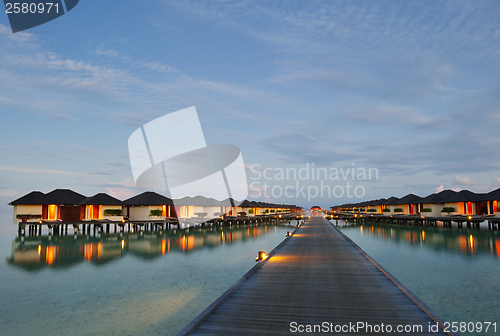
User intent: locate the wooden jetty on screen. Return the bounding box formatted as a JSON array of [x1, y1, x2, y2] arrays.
[[329, 212, 499, 230], [178, 216, 457, 336], [16, 213, 304, 238]]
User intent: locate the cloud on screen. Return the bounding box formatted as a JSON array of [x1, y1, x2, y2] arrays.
[[258, 132, 360, 165], [454, 175, 476, 186], [344, 104, 452, 129], [0, 165, 77, 175], [105, 161, 126, 167], [0, 190, 18, 197], [90, 169, 117, 175], [436, 185, 444, 192], [99, 178, 136, 188], [105, 188, 135, 200]]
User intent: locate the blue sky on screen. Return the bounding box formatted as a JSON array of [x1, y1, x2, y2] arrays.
[[1, 0, 500, 210]]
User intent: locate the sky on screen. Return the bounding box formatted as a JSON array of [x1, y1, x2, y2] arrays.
[[1, 0, 500, 211]]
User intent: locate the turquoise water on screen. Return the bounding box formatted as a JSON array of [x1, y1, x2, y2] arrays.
[[0, 216, 294, 336], [337, 220, 500, 336]]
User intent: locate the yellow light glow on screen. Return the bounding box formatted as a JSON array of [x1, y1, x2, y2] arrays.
[[121, 240, 125, 249], [46, 246, 55, 265], [469, 235, 475, 252], [161, 238, 167, 255], [255, 250, 268, 261], [421, 231, 425, 241], [468, 216, 472, 220], [38, 245, 41, 255], [48, 204, 57, 220]]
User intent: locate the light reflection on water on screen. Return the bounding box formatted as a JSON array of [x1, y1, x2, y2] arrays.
[[0, 219, 294, 336], [338, 220, 500, 336], [9, 225, 281, 269]]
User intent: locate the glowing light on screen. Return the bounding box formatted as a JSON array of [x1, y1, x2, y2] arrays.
[[255, 251, 268, 261], [46, 246, 55, 265], [161, 238, 167, 255], [468, 216, 472, 220], [38, 245, 41, 255], [48, 204, 57, 220], [469, 235, 475, 252], [286, 231, 292, 237], [121, 240, 125, 249], [421, 231, 425, 242]]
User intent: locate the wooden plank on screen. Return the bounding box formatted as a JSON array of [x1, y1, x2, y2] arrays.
[[178, 217, 459, 336]]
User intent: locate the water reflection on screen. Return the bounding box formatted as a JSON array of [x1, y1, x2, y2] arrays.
[[9, 223, 294, 270], [338, 221, 500, 259]]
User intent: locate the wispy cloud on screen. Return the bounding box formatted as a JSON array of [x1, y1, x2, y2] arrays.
[[454, 175, 476, 186], [0, 165, 77, 175]]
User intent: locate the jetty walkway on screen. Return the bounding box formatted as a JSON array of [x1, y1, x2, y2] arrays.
[[178, 216, 455, 335]]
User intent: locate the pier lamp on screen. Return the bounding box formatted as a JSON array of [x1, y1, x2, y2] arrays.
[[39, 220, 42, 224], [468, 216, 472, 220], [255, 251, 268, 261], [286, 231, 292, 237]]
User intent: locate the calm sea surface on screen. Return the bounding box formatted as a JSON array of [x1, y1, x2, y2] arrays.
[[0, 216, 294, 336], [2, 216, 499, 336], [337, 219, 500, 336]]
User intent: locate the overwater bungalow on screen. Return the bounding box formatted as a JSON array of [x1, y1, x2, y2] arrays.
[[174, 196, 228, 219], [380, 197, 400, 214], [79, 193, 124, 221], [123, 192, 175, 221], [394, 194, 423, 215], [234, 199, 258, 217], [9, 189, 86, 224], [477, 188, 500, 216], [337, 187, 500, 217], [418, 190, 460, 216]]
